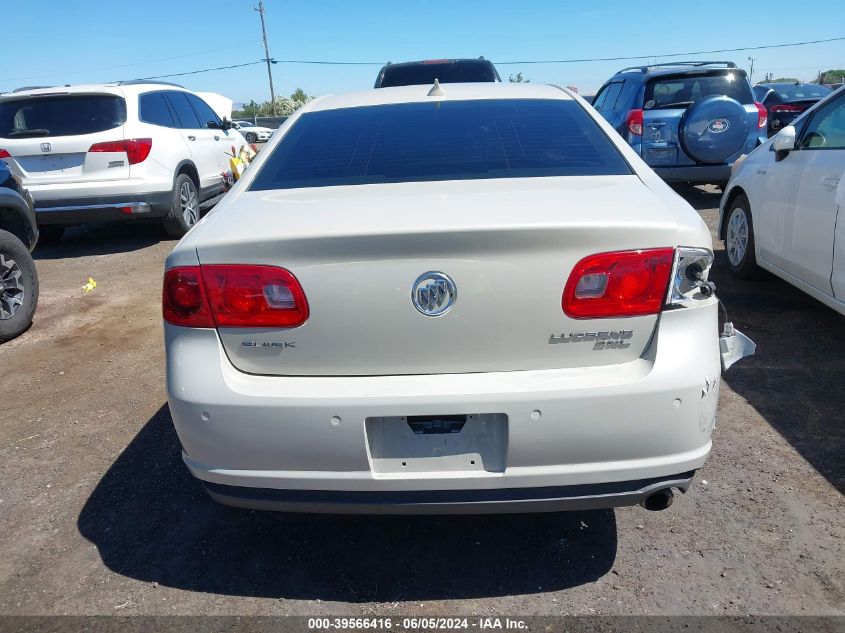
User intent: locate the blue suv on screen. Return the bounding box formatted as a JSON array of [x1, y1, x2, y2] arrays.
[[592, 61, 767, 186]]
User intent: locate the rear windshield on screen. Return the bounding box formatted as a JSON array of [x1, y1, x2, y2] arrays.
[[767, 84, 832, 101], [249, 99, 632, 191], [644, 72, 753, 109], [378, 61, 498, 88], [0, 94, 127, 138]]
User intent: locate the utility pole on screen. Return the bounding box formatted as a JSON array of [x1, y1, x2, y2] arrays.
[[254, 0, 277, 116]]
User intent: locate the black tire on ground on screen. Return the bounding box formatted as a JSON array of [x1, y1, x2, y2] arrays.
[[245, 132, 257, 144], [0, 229, 39, 343], [37, 225, 65, 245], [162, 173, 200, 239], [724, 193, 760, 279]]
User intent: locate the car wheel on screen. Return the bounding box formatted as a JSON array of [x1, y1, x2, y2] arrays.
[[245, 132, 257, 144], [163, 174, 200, 239], [725, 194, 759, 279], [0, 229, 39, 343], [37, 225, 65, 245]]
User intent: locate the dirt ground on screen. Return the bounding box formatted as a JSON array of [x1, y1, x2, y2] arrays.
[[0, 186, 842, 616]]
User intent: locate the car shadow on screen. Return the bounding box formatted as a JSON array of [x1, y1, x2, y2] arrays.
[[33, 222, 170, 260], [710, 251, 845, 494], [77, 404, 617, 601], [671, 184, 724, 211]]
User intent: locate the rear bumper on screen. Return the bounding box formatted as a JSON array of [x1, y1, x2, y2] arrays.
[[652, 164, 732, 184], [166, 302, 722, 514], [34, 195, 171, 224], [205, 471, 695, 514]]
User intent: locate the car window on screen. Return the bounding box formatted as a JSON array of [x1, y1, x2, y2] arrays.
[[250, 99, 632, 191], [164, 92, 202, 129], [139, 92, 175, 127], [799, 94, 845, 150], [0, 94, 126, 138], [593, 82, 622, 113], [378, 61, 498, 88], [186, 94, 222, 128], [644, 72, 753, 109], [772, 84, 832, 101], [591, 84, 611, 111]]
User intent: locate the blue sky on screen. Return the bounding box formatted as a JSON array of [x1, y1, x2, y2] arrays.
[[2, 0, 843, 103]]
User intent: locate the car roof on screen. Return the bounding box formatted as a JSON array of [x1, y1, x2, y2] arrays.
[[610, 62, 745, 82], [0, 81, 188, 99], [756, 82, 816, 88], [381, 58, 494, 69], [303, 82, 570, 113]]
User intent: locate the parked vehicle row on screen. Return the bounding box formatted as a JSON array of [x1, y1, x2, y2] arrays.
[[0, 81, 247, 242]]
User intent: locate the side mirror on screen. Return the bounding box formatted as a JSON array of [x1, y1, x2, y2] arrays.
[[772, 125, 796, 160], [220, 117, 233, 131]]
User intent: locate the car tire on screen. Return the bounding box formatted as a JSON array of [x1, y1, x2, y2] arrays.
[[163, 174, 200, 239], [725, 194, 759, 279], [0, 229, 39, 343], [37, 225, 65, 245], [245, 132, 257, 144]]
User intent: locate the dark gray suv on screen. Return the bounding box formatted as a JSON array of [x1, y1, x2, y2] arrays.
[[592, 61, 768, 187], [0, 160, 38, 342]]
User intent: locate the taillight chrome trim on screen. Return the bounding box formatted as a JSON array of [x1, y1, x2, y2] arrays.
[[665, 247, 715, 308]]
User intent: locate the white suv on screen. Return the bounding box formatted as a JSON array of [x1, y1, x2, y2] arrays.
[[0, 81, 246, 241]]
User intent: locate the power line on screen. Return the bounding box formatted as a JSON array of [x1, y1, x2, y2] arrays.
[[129, 61, 264, 81], [0, 43, 253, 83], [494, 35, 845, 64], [9, 34, 841, 88], [267, 35, 845, 66]]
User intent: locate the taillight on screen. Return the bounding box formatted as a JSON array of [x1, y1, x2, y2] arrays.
[[563, 248, 674, 319], [769, 104, 803, 113], [626, 109, 643, 136], [89, 138, 152, 164], [163, 267, 213, 328], [0, 149, 10, 159], [754, 102, 768, 129], [163, 265, 309, 328]]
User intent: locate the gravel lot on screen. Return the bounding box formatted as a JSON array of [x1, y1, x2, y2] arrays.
[[0, 186, 842, 616]]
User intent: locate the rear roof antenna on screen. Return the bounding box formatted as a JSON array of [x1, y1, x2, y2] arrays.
[[427, 78, 445, 97]]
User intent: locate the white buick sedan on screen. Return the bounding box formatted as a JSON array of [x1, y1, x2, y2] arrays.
[[163, 82, 748, 514], [720, 86, 845, 316]]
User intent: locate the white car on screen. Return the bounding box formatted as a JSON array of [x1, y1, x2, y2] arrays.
[[163, 82, 752, 514], [231, 120, 273, 143], [720, 86, 845, 315], [0, 81, 246, 242]]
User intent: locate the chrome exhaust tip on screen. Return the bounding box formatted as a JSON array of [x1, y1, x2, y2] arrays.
[[640, 488, 674, 511]]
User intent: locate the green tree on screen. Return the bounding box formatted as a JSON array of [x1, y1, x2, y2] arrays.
[[769, 77, 799, 83], [819, 69, 845, 84], [508, 72, 529, 83], [232, 89, 314, 119]]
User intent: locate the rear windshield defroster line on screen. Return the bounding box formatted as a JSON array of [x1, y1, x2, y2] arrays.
[[249, 99, 632, 191]]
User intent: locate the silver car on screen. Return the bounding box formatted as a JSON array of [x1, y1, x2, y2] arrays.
[[163, 82, 752, 514]]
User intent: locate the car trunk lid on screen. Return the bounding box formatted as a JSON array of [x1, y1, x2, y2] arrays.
[[196, 177, 680, 376]]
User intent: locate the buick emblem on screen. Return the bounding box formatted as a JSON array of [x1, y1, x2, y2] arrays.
[[40, 142, 51, 152], [707, 119, 730, 134], [412, 271, 456, 316]]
